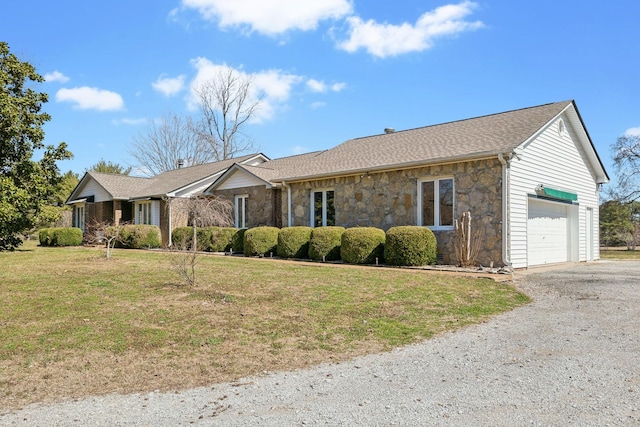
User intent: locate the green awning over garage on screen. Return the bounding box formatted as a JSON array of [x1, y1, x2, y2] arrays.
[[535, 185, 578, 202]]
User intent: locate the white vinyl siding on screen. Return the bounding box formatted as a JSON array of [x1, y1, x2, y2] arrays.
[[217, 173, 264, 190], [74, 180, 111, 202], [508, 114, 600, 268]]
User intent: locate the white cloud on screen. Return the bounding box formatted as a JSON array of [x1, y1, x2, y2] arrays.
[[331, 82, 347, 92], [152, 74, 186, 96], [306, 79, 347, 93], [307, 79, 327, 93], [310, 101, 326, 109], [624, 127, 640, 137], [56, 87, 124, 111], [338, 1, 484, 58], [44, 71, 70, 83], [181, 0, 352, 35], [113, 117, 148, 126], [188, 57, 303, 122]]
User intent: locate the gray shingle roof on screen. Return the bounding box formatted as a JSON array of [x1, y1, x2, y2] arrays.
[[71, 154, 263, 202], [276, 101, 574, 181]]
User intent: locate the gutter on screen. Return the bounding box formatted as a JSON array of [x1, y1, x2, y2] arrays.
[[498, 153, 512, 267]]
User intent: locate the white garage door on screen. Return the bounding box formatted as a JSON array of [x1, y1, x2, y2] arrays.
[[527, 200, 568, 266]]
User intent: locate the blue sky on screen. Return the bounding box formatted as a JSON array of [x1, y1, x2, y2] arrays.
[[4, 0, 639, 180]]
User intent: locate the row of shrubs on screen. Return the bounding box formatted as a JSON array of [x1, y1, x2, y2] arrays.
[[107, 225, 161, 249], [173, 225, 437, 267], [39, 227, 84, 247], [39, 224, 437, 266], [39, 225, 162, 249]]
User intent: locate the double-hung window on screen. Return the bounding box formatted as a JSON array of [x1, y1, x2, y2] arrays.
[[136, 201, 152, 225], [311, 189, 335, 227], [74, 204, 85, 232], [418, 178, 454, 229], [235, 194, 248, 228]]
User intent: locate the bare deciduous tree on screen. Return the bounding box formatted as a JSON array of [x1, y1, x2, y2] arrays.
[[194, 68, 262, 160], [168, 195, 233, 286], [611, 134, 640, 201], [83, 219, 125, 259], [129, 113, 217, 176]]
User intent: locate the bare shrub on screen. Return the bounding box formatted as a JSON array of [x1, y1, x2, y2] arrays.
[[454, 212, 484, 267]]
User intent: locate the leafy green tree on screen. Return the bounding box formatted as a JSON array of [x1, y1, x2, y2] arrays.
[[599, 200, 640, 248], [53, 170, 80, 206], [0, 42, 72, 250], [87, 158, 132, 175]]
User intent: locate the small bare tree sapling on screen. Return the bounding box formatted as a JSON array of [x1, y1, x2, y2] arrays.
[[168, 195, 233, 286], [454, 212, 484, 267]]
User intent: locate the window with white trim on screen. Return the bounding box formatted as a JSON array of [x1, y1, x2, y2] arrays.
[[136, 201, 152, 225], [235, 194, 248, 228], [418, 178, 454, 228], [74, 204, 85, 232], [311, 189, 335, 227]]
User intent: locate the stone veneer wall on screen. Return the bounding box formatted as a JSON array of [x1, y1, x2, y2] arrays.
[[286, 158, 504, 266], [214, 186, 279, 228]]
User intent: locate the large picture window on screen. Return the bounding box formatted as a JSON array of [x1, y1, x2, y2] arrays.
[[418, 178, 454, 228], [235, 195, 248, 228], [312, 189, 335, 227]]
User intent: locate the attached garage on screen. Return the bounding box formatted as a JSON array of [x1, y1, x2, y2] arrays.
[[527, 198, 578, 266]]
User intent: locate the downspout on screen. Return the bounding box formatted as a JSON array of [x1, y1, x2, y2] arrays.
[[167, 197, 173, 247], [281, 181, 292, 227], [497, 153, 512, 267]]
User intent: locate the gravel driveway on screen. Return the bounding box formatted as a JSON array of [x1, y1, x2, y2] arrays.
[[2, 260, 639, 426]]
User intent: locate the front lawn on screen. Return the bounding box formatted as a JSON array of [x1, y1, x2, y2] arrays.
[[600, 248, 640, 260], [0, 241, 529, 409]]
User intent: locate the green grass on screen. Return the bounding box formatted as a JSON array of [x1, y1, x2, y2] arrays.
[[600, 249, 640, 260], [0, 241, 529, 408]]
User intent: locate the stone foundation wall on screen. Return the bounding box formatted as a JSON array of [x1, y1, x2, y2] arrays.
[[287, 158, 504, 266]]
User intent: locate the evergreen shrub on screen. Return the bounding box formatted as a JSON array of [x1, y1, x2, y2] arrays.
[[231, 228, 247, 253], [117, 224, 161, 249], [309, 226, 345, 261], [243, 226, 279, 257], [384, 226, 437, 266], [277, 226, 312, 259], [340, 227, 386, 265]]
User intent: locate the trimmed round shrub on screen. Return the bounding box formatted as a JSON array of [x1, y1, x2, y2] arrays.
[[340, 227, 386, 265], [243, 226, 279, 257], [231, 228, 247, 253], [309, 226, 345, 261], [277, 226, 312, 259], [210, 227, 238, 252], [51, 227, 83, 246], [38, 228, 53, 246], [384, 226, 437, 266], [170, 226, 213, 251], [118, 225, 161, 249]]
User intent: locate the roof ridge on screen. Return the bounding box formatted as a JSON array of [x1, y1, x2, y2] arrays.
[[351, 100, 573, 141]]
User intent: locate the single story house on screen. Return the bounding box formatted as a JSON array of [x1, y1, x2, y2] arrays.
[[67, 100, 608, 268], [66, 154, 269, 246], [205, 100, 608, 268]]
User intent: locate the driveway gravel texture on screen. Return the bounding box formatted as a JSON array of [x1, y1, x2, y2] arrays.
[[1, 260, 639, 426]]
